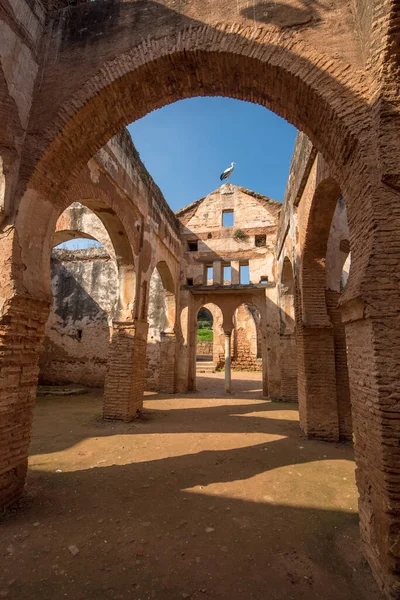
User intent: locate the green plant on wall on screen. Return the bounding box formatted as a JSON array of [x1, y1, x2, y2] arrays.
[[233, 229, 249, 242]]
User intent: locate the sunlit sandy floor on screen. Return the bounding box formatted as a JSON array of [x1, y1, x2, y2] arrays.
[[0, 373, 383, 599]]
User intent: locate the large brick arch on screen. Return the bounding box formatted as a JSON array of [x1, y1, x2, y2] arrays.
[[300, 176, 342, 326], [27, 1, 369, 185], [13, 170, 140, 304], [150, 260, 176, 333], [20, 24, 378, 311], [3, 4, 400, 596], [146, 261, 177, 393], [27, 37, 368, 198], [53, 204, 116, 257], [295, 166, 342, 440]]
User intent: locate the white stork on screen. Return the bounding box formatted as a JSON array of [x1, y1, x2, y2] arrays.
[[220, 161, 236, 182]]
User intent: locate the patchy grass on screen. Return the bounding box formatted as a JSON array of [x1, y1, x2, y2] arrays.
[[197, 328, 213, 341]]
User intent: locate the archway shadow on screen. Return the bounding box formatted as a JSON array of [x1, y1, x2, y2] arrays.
[[4, 435, 382, 599], [4, 373, 381, 598]]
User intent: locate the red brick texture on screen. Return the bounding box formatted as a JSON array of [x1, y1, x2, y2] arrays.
[[159, 333, 177, 394], [103, 321, 149, 421], [2, 1, 400, 596], [280, 333, 298, 401], [326, 290, 352, 440], [0, 295, 49, 508]]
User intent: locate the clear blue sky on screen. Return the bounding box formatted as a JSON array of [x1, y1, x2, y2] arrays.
[[57, 98, 296, 249], [128, 97, 297, 211]]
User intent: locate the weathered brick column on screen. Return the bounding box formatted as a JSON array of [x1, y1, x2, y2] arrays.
[[296, 322, 339, 441], [103, 319, 148, 421], [326, 289, 352, 440], [341, 174, 400, 598], [158, 332, 176, 393], [345, 311, 400, 599], [280, 332, 298, 401], [294, 281, 339, 440], [0, 295, 49, 509]]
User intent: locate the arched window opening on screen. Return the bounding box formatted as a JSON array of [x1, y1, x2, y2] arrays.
[[146, 261, 177, 391], [39, 206, 118, 388], [195, 303, 224, 374], [38, 201, 135, 390], [196, 307, 214, 364], [232, 304, 262, 371]]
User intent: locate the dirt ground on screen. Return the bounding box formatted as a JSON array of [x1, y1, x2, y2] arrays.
[[1, 372, 383, 600]]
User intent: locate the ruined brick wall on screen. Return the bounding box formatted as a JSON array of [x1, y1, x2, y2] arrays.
[[178, 185, 279, 286], [40, 246, 176, 393], [232, 304, 262, 371], [280, 334, 298, 399], [35, 123, 181, 392], [277, 140, 353, 408], [326, 289, 352, 439], [197, 341, 213, 356], [2, 1, 400, 594], [39, 248, 117, 387]]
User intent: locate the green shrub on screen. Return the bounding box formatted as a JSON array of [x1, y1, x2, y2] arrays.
[[197, 329, 213, 341], [233, 229, 249, 242], [197, 320, 212, 330]]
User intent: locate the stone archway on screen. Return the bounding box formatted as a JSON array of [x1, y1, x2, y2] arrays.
[[196, 303, 225, 371], [295, 161, 342, 441], [40, 205, 119, 388], [146, 260, 177, 394], [0, 177, 140, 506], [1, 7, 400, 595], [232, 304, 262, 372]]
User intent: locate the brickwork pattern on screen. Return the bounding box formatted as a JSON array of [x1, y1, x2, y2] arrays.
[[232, 330, 261, 371], [2, 1, 400, 596], [326, 289, 352, 440], [103, 322, 148, 421], [295, 287, 340, 441], [159, 335, 177, 394], [280, 333, 298, 401], [196, 341, 213, 356], [0, 296, 49, 507]]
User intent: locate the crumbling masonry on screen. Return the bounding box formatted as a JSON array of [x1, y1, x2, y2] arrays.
[[1, 0, 400, 597]]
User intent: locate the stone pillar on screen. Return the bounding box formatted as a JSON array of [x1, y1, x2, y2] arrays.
[[213, 261, 222, 285], [224, 331, 232, 393], [103, 319, 148, 421], [159, 332, 176, 393], [0, 295, 50, 510], [231, 260, 240, 284], [176, 290, 192, 393]]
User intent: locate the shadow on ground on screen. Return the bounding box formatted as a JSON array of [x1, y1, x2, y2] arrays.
[[0, 374, 383, 600]]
